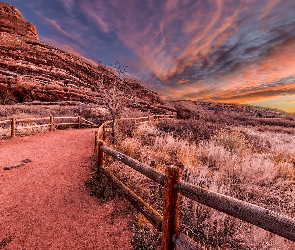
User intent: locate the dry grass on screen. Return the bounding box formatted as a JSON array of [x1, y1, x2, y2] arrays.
[[2, 102, 294, 249], [0, 103, 149, 139], [0, 103, 107, 121], [107, 118, 295, 250]]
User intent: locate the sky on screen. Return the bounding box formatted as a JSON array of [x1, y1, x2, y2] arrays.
[[4, 0, 295, 113]]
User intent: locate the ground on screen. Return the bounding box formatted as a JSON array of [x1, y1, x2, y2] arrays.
[[0, 128, 132, 249]]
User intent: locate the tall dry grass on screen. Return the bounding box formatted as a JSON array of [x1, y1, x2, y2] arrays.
[[106, 119, 295, 249]]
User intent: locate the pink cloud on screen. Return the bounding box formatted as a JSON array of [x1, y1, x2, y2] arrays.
[[62, 0, 75, 12], [80, 1, 110, 33]]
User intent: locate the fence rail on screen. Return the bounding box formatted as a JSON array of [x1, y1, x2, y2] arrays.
[[94, 115, 295, 250], [175, 181, 295, 242], [3, 112, 293, 249], [100, 146, 165, 186], [0, 116, 98, 137], [16, 117, 51, 122], [0, 120, 11, 125]]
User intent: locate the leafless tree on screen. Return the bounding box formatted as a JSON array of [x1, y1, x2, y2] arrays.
[[98, 61, 128, 144], [103, 87, 124, 143]]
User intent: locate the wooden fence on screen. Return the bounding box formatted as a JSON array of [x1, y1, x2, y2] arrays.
[[94, 117, 295, 250], [2, 113, 294, 249], [0, 116, 98, 138]]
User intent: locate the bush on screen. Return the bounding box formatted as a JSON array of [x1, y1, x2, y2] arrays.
[[109, 119, 295, 249]]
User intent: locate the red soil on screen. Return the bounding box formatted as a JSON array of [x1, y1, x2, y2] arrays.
[[0, 129, 132, 249]]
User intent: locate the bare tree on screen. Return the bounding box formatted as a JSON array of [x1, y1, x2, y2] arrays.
[[98, 61, 128, 144], [103, 87, 124, 143]]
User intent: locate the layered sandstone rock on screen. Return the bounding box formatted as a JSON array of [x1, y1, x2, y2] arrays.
[[0, 3, 170, 113], [0, 2, 38, 39]]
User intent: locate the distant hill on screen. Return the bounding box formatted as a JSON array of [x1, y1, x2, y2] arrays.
[[0, 2, 171, 113]]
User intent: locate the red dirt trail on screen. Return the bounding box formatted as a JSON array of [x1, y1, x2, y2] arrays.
[[0, 129, 132, 249]]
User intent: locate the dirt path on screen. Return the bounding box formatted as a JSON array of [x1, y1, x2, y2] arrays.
[[0, 129, 132, 249]]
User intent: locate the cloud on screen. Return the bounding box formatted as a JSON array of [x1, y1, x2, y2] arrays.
[[176, 79, 189, 85], [62, 0, 75, 12], [36, 11, 83, 44], [80, 2, 110, 33], [20, 0, 295, 112]]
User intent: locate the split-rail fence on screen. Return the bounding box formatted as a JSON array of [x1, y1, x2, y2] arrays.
[[1, 114, 294, 249], [94, 115, 295, 250], [0, 116, 97, 137]]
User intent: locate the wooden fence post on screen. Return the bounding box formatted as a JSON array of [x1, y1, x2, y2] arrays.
[[161, 166, 181, 250], [95, 131, 98, 160], [78, 116, 81, 129], [97, 140, 105, 176], [11, 118, 16, 137], [102, 124, 106, 140], [49, 116, 54, 131]]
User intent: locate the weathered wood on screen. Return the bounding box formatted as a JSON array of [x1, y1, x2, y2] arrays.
[[100, 145, 165, 185], [96, 126, 104, 140], [161, 166, 181, 250], [114, 115, 174, 123], [54, 122, 79, 126], [97, 140, 105, 172], [16, 117, 50, 122], [11, 118, 15, 137], [117, 117, 145, 121], [4, 159, 31, 170], [53, 116, 78, 119], [49, 116, 54, 131], [102, 124, 106, 140], [0, 119, 11, 125], [16, 124, 50, 130], [99, 166, 163, 231], [80, 118, 98, 127], [172, 233, 204, 250], [175, 181, 295, 242], [94, 131, 98, 154], [78, 116, 81, 129]]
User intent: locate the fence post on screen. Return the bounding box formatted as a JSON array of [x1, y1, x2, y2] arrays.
[[11, 118, 16, 137], [161, 166, 181, 250], [102, 124, 106, 140], [78, 116, 81, 129], [95, 131, 98, 160], [49, 116, 54, 131], [97, 140, 105, 176]]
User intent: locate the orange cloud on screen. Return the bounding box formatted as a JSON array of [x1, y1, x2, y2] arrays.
[[160, 34, 295, 109], [176, 79, 189, 85]]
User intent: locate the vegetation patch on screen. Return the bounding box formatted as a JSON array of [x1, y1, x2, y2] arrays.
[[104, 117, 295, 249]]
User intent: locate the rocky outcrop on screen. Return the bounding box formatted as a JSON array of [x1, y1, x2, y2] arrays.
[[0, 3, 170, 113], [0, 2, 38, 39]]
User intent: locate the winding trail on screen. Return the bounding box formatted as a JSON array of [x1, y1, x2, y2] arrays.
[[0, 129, 132, 249]]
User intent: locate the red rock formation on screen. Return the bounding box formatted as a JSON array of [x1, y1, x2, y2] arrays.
[[0, 3, 171, 113], [0, 2, 38, 39]]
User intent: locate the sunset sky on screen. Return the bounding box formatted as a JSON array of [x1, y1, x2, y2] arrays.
[[5, 0, 295, 112]]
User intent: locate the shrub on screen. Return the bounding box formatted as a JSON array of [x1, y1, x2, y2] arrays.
[[109, 119, 295, 249]]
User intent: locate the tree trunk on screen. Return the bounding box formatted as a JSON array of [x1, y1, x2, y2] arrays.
[[111, 116, 116, 144]]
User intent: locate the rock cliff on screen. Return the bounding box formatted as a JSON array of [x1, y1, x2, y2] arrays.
[[0, 2, 38, 39], [0, 2, 169, 113]]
